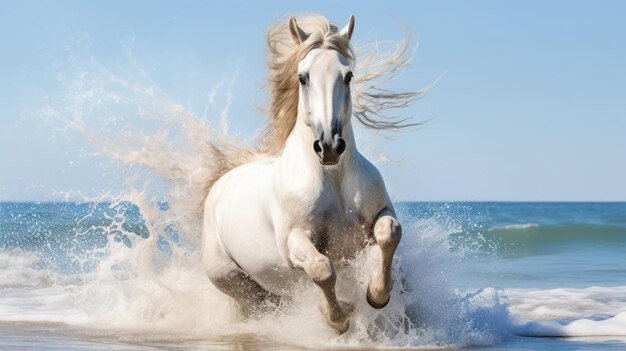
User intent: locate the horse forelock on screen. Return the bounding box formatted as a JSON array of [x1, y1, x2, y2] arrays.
[[257, 14, 355, 156]]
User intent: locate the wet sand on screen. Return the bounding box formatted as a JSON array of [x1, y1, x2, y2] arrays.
[[0, 324, 291, 351], [3, 323, 626, 351]]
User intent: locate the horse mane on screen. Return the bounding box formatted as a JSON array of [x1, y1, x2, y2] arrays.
[[257, 13, 427, 155]]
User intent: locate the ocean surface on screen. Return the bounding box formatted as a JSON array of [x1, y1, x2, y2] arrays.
[[1, 201, 625, 350]]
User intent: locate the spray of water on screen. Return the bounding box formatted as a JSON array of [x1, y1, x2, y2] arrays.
[[20, 46, 517, 349]]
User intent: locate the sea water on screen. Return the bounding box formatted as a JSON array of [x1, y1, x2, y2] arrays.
[[1, 201, 625, 350]]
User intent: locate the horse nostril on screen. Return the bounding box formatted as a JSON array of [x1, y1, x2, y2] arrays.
[[313, 140, 323, 154], [336, 138, 346, 155]]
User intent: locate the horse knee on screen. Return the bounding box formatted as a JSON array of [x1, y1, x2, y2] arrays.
[[305, 255, 336, 287], [374, 216, 402, 248]]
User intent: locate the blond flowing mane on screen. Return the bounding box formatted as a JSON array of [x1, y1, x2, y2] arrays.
[[257, 13, 426, 155]]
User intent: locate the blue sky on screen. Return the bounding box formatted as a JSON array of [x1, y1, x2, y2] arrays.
[[1, 1, 625, 201]]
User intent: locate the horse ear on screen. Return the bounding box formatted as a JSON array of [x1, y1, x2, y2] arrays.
[[288, 16, 308, 44], [339, 15, 355, 40]]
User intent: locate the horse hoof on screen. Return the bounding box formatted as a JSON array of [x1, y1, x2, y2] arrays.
[[324, 316, 350, 334], [319, 301, 351, 334], [326, 316, 349, 334], [366, 285, 390, 309]]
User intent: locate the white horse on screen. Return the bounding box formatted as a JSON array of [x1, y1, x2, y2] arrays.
[[202, 14, 413, 333]]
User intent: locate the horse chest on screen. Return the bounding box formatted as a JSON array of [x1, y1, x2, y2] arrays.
[[278, 160, 384, 260], [308, 189, 376, 260]]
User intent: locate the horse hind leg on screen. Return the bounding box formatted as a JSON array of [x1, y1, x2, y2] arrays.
[[209, 261, 281, 317], [203, 236, 280, 317]]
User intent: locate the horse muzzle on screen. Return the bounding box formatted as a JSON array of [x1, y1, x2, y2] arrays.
[[313, 135, 346, 165]]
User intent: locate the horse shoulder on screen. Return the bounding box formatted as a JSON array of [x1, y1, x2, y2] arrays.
[[274, 158, 325, 215], [346, 154, 393, 221]]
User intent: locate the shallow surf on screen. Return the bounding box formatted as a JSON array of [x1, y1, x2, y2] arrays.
[[1, 202, 626, 349]]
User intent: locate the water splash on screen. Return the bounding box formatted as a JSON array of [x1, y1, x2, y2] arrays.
[[4, 49, 517, 348]]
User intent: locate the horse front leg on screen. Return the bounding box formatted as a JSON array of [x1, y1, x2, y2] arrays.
[[367, 208, 402, 309], [287, 228, 350, 333]]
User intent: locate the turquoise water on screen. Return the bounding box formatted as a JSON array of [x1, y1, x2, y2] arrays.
[[1, 201, 625, 350], [395, 202, 626, 289]]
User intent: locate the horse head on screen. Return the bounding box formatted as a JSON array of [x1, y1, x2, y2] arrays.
[[289, 15, 355, 165]]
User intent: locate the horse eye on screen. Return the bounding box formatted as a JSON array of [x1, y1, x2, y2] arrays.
[[345, 72, 354, 84], [298, 74, 306, 85]]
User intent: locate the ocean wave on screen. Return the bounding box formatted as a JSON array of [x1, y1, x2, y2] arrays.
[[506, 286, 626, 337], [0, 249, 49, 288], [485, 223, 626, 248], [495, 223, 539, 230], [512, 311, 626, 337], [507, 286, 626, 320]]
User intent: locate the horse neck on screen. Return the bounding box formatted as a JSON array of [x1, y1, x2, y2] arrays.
[[281, 111, 358, 178]]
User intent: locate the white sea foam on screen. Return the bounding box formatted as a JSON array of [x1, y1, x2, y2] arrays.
[[506, 286, 626, 337], [0, 249, 88, 324], [0, 249, 45, 288], [507, 286, 626, 320], [513, 311, 626, 337]]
